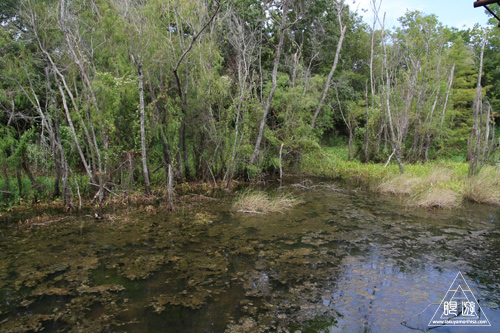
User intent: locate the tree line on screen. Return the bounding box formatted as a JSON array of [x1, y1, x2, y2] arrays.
[[0, 0, 499, 211]]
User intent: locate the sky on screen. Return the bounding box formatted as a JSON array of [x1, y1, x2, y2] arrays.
[[347, 0, 492, 30]]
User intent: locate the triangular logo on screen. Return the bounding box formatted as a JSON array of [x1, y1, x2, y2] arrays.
[[429, 272, 491, 327]]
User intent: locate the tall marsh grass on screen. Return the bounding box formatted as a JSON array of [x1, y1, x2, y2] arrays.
[[411, 188, 461, 209], [377, 174, 420, 195], [300, 145, 500, 209], [462, 166, 500, 205]]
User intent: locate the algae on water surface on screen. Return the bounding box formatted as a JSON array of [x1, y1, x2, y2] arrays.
[[0, 178, 499, 332]]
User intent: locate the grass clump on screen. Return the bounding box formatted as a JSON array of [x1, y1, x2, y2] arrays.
[[300, 144, 500, 209], [462, 166, 500, 205], [410, 187, 461, 209], [408, 168, 462, 208], [377, 174, 420, 195], [233, 190, 299, 214], [379, 168, 462, 208]]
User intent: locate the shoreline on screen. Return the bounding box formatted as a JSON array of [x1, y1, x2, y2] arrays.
[[2, 146, 500, 221]]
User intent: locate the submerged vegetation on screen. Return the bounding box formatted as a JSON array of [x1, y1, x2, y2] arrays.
[[1, 178, 500, 331]]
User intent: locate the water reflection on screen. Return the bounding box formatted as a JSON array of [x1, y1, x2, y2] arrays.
[[0, 178, 499, 332]]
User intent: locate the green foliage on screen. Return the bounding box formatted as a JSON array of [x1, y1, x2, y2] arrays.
[[300, 144, 500, 207], [8, 128, 36, 165], [0, 0, 496, 208]]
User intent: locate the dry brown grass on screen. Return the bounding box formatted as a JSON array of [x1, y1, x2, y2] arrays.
[[422, 168, 452, 185], [376, 174, 420, 195], [463, 168, 500, 205], [378, 168, 463, 209], [233, 190, 299, 214], [410, 187, 461, 209]]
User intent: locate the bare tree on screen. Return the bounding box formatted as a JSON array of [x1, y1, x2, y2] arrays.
[[25, 0, 97, 186], [170, 1, 222, 179], [469, 31, 488, 176], [224, 9, 257, 186], [378, 12, 404, 173], [364, 0, 382, 161], [311, 0, 347, 129], [59, 0, 108, 206], [249, 0, 290, 166], [112, 0, 153, 195]]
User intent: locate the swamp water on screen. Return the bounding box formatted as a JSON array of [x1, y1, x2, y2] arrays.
[[0, 178, 499, 332]]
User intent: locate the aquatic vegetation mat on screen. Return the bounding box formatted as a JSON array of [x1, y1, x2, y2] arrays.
[[232, 189, 299, 214], [0, 178, 499, 332]]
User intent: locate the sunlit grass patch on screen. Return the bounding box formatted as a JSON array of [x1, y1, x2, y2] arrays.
[[300, 145, 500, 208], [421, 168, 452, 185], [376, 166, 462, 209], [377, 174, 420, 195], [233, 190, 299, 214], [462, 166, 500, 205], [409, 187, 461, 209]]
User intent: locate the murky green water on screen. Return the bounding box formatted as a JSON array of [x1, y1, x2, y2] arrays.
[[1, 178, 499, 332]]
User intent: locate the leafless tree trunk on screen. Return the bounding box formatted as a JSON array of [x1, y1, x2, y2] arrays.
[[25, 1, 97, 186], [364, 81, 370, 161], [132, 53, 151, 196], [440, 64, 455, 129], [480, 102, 492, 169], [44, 67, 61, 199], [469, 31, 487, 176], [167, 164, 174, 211], [113, 0, 152, 196], [59, 0, 108, 209], [17, 43, 74, 206], [421, 65, 443, 161], [224, 10, 257, 186], [378, 12, 404, 173], [370, 0, 380, 111], [249, 0, 289, 165], [279, 142, 284, 184], [44, 67, 71, 205], [366, 0, 382, 162], [171, 2, 222, 179], [311, 1, 346, 129]]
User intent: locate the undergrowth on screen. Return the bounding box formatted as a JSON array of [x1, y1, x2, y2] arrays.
[[300, 145, 500, 209]]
